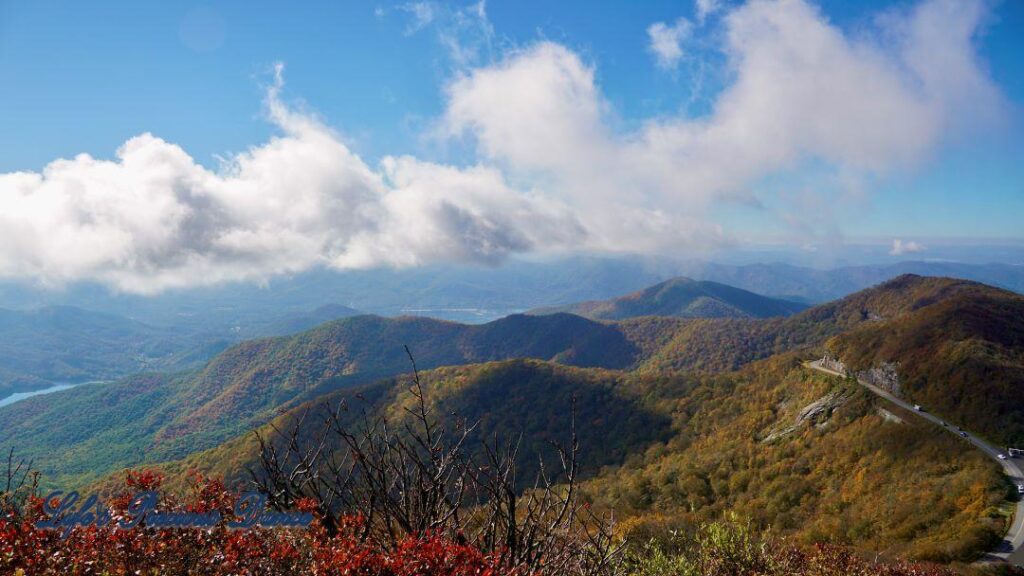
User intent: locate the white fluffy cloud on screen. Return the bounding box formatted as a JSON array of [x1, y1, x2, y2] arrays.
[[647, 18, 692, 69], [890, 239, 926, 256], [0, 0, 1005, 293], [443, 42, 727, 252], [444, 0, 1001, 252], [0, 65, 582, 293]]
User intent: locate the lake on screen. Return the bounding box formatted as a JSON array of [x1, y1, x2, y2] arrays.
[[0, 382, 94, 409]]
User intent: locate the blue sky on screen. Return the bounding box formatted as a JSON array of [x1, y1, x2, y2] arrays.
[[4, 1, 1020, 168], [0, 0, 1022, 292]]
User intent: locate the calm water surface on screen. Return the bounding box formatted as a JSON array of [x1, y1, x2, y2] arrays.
[[0, 382, 96, 409]]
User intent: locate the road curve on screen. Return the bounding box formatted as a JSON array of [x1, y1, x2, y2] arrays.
[[806, 360, 1024, 566]]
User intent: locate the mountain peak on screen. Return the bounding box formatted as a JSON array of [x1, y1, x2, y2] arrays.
[[530, 276, 807, 320]]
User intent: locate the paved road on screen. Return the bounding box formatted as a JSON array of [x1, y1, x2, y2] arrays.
[[807, 360, 1024, 566]]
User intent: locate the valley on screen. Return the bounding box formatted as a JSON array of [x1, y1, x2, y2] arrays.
[[0, 302, 362, 403]]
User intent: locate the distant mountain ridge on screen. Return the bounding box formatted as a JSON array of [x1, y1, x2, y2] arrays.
[[629, 273, 1003, 375], [530, 277, 807, 320], [0, 302, 364, 402], [240, 303, 361, 337], [672, 260, 1024, 303], [2, 257, 1022, 327]]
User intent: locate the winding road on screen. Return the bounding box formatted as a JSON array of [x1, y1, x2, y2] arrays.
[[806, 359, 1024, 566]]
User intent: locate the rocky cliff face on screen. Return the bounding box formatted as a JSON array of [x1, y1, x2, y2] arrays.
[[796, 390, 850, 427], [820, 353, 902, 397], [762, 389, 851, 443], [820, 353, 848, 376], [856, 362, 901, 396]]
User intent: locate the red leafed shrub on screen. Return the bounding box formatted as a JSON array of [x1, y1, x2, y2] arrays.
[[3, 468, 1020, 576], [0, 469, 510, 576]]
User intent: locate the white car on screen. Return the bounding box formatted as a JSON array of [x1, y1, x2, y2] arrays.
[[914, 404, 923, 411], [1018, 484, 1024, 495], [998, 453, 1007, 460]]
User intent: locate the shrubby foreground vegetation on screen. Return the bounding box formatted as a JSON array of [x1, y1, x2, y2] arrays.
[[3, 381, 1017, 576], [4, 475, 1004, 575]]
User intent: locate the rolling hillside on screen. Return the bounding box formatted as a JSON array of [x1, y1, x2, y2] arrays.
[[159, 359, 675, 490], [0, 312, 643, 487], [530, 277, 807, 320], [158, 354, 1007, 563]]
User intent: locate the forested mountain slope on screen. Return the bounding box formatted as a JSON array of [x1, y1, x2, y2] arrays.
[[582, 354, 1008, 563], [157, 354, 1008, 564], [827, 282, 1024, 445]]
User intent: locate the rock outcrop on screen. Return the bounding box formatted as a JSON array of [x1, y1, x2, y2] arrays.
[[856, 362, 901, 396], [796, 390, 850, 427], [762, 390, 851, 442], [819, 353, 902, 397], [820, 353, 848, 376]]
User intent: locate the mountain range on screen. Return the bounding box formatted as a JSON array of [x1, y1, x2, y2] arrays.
[[1, 273, 1022, 563], [3, 274, 1020, 476], [156, 274, 1021, 563], [7, 257, 1020, 401], [2, 258, 1023, 327]]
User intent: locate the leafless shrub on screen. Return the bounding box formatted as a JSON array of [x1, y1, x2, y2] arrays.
[[249, 346, 622, 575], [1, 447, 38, 516]]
